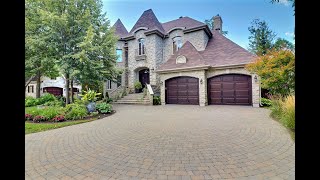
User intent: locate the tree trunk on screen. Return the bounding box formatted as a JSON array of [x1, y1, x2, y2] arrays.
[[71, 78, 74, 103], [36, 72, 41, 98], [65, 73, 70, 104]]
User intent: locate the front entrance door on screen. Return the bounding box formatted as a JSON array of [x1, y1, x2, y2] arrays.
[[139, 69, 150, 91]]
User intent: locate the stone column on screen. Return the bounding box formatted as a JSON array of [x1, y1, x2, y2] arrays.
[[199, 70, 207, 106], [252, 74, 260, 107]]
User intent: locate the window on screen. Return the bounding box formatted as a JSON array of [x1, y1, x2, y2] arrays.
[[28, 85, 34, 93], [51, 77, 56, 80], [117, 76, 122, 87], [106, 80, 112, 90], [116, 49, 122, 62], [138, 38, 145, 55], [173, 36, 182, 53]]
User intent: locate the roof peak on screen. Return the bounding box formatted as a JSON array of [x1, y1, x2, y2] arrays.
[[129, 8, 165, 34], [112, 18, 128, 38]]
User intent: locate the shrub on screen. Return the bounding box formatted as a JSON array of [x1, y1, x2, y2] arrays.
[[39, 93, 56, 104], [33, 115, 47, 123], [79, 88, 101, 102], [40, 106, 64, 120], [280, 95, 295, 130], [96, 102, 112, 114], [261, 98, 272, 107], [25, 114, 33, 121], [270, 95, 295, 131], [25, 96, 37, 107], [64, 103, 88, 120], [153, 96, 161, 105], [43, 100, 64, 107], [270, 96, 283, 119], [52, 115, 66, 122], [25, 107, 42, 117], [134, 81, 142, 90]]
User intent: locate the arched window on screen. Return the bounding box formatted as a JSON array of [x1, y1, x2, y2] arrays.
[[138, 38, 145, 55], [173, 36, 182, 53]]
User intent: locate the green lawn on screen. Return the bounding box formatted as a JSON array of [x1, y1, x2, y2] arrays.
[[25, 119, 95, 134]]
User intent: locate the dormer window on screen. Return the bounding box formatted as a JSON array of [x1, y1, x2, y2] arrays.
[[173, 36, 182, 53], [138, 38, 145, 55]]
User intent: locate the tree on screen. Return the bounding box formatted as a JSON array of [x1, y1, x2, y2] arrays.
[[245, 49, 295, 96], [25, 0, 59, 98], [273, 38, 295, 52], [271, 0, 295, 15], [38, 0, 119, 104], [204, 17, 228, 36], [248, 19, 276, 56]]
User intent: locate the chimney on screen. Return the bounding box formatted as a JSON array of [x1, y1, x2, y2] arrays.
[[213, 14, 222, 33]]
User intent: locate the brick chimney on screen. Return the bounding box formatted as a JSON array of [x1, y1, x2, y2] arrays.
[[213, 14, 222, 33]]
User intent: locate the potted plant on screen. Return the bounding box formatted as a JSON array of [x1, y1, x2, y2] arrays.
[[79, 88, 101, 113], [134, 81, 142, 93]]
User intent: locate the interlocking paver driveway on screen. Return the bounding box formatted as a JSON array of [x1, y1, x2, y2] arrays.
[[25, 105, 295, 180]]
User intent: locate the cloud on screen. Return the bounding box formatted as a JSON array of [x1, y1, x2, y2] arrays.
[[278, 0, 290, 6], [285, 32, 294, 37]]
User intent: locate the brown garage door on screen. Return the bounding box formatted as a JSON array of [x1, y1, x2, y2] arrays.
[[43, 87, 63, 97], [165, 76, 199, 105], [208, 74, 252, 105]]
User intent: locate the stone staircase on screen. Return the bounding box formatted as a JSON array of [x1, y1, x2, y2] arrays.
[[112, 93, 151, 105]]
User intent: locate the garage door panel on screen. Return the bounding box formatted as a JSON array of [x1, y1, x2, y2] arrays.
[[208, 74, 252, 105], [235, 82, 249, 89], [222, 76, 234, 81], [166, 77, 199, 105], [236, 90, 250, 96]]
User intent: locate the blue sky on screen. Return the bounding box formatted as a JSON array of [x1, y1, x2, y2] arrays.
[[102, 0, 295, 49]]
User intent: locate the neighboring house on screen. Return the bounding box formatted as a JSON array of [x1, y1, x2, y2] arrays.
[[25, 76, 82, 98], [105, 9, 260, 107]]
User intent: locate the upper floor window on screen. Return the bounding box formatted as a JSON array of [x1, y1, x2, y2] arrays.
[[138, 38, 145, 55], [117, 75, 122, 87], [116, 49, 122, 62], [173, 36, 182, 53]]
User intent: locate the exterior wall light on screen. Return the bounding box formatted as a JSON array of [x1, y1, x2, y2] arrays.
[[200, 79, 203, 84], [254, 75, 258, 83], [160, 81, 163, 86]]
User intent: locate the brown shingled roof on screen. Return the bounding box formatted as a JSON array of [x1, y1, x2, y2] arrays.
[[157, 41, 209, 72], [161, 16, 205, 33], [200, 31, 257, 67], [112, 19, 128, 38], [129, 9, 165, 34]]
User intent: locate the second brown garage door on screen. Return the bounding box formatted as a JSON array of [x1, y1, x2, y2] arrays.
[[165, 76, 199, 105], [208, 74, 252, 105]]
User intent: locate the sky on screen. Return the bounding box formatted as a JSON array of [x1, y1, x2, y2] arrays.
[[101, 0, 295, 49]]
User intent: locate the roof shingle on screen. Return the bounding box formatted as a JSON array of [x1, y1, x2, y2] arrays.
[[112, 19, 128, 38], [161, 16, 206, 33], [129, 9, 165, 34], [157, 41, 209, 71], [200, 31, 257, 67]]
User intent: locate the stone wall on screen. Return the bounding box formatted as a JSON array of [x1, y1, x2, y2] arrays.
[[159, 70, 207, 106], [184, 30, 208, 51]]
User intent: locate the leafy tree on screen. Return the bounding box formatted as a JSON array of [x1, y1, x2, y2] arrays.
[[271, 0, 295, 15], [204, 17, 228, 36], [245, 49, 295, 96], [273, 38, 295, 52], [36, 0, 119, 104], [25, 0, 59, 98], [248, 19, 276, 56]]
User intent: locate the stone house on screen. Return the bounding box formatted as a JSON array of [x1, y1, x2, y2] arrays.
[[25, 76, 82, 98], [105, 9, 260, 107]]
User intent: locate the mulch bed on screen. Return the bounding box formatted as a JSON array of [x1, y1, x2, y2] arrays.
[[27, 110, 116, 124]]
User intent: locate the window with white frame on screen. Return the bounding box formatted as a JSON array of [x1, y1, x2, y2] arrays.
[[173, 36, 182, 53], [106, 80, 112, 90], [28, 85, 34, 93], [116, 49, 122, 62]]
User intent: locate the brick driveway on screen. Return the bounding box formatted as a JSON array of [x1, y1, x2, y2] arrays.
[[25, 105, 295, 180]]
